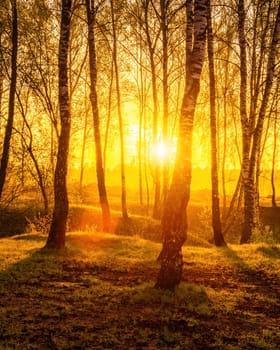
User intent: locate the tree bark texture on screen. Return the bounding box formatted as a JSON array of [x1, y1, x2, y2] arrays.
[[238, 0, 252, 244], [0, 0, 17, 198], [86, 0, 111, 232], [207, 0, 226, 247], [0, 32, 3, 120], [142, 0, 160, 219], [271, 110, 278, 207], [110, 0, 128, 220], [160, 0, 169, 206], [155, 0, 207, 291], [240, 1, 280, 243], [46, 0, 72, 249]]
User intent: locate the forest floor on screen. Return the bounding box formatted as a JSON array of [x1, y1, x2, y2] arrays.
[[0, 231, 279, 349]]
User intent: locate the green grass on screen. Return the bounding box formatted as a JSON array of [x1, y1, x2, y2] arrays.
[[0, 232, 279, 349]]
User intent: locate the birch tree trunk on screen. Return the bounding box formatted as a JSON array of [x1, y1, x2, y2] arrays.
[[0, 0, 17, 198], [207, 0, 226, 247], [238, 0, 252, 244], [142, 0, 161, 218], [271, 79, 279, 208], [79, 87, 88, 192], [240, 1, 280, 243], [271, 113, 277, 208], [0, 31, 3, 121], [103, 60, 113, 174], [137, 27, 144, 207], [155, 0, 207, 291], [46, 0, 72, 249], [86, 0, 111, 232], [160, 0, 169, 205], [110, 0, 128, 219]]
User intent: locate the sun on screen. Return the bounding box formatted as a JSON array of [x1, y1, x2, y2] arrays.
[[155, 141, 167, 161]]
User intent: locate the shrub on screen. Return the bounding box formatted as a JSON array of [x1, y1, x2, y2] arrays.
[[29, 213, 52, 234], [251, 226, 277, 245], [0, 208, 30, 237]]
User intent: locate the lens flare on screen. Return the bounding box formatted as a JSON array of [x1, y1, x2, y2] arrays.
[[155, 141, 167, 161]]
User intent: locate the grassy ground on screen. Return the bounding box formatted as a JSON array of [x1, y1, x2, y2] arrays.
[[0, 231, 279, 349]]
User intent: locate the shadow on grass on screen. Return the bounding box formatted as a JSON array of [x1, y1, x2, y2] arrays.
[[220, 246, 279, 295], [128, 282, 210, 313], [12, 233, 47, 242], [0, 235, 211, 350], [220, 246, 250, 269], [257, 246, 280, 259], [0, 245, 90, 349], [0, 247, 66, 286]]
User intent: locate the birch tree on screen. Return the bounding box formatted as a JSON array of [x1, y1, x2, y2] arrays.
[[155, 0, 208, 290], [46, 0, 72, 249], [110, 0, 128, 219], [0, 0, 17, 198], [207, 0, 226, 246], [239, 0, 280, 243], [86, 0, 111, 231]]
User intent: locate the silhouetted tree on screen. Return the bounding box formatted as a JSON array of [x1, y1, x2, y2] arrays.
[[86, 0, 111, 231], [0, 0, 17, 198], [110, 0, 128, 219], [240, 0, 280, 243], [16, 91, 49, 214], [156, 0, 208, 291], [207, 0, 226, 246], [46, 0, 72, 249], [143, 0, 161, 219]]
